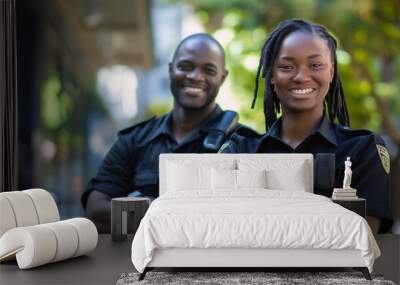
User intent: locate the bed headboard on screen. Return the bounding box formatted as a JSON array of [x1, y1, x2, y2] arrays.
[[159, 153, 314, 195]]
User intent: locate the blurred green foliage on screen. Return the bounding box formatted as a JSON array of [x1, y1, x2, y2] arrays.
[[181, 0, 400, 134], [146, 99, 174, 117], [41, 75, 73, 131], [40, 70, 107, 162]]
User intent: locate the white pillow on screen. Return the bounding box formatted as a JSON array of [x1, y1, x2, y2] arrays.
[[236, 169, 267, 189], [211, 168, 236, 190], [167, 163, 211, 191], [238, 159, 308, 191], [266, 164, 307, 191], [211, 169, 268, 190]]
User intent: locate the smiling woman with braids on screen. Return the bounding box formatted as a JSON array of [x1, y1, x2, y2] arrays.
[[222, 19, 392, 233]]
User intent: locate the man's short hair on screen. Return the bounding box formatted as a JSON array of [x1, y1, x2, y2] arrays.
[[171, 33, 225, 65]]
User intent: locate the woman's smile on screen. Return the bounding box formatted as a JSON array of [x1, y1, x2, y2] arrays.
[[289, 87, 315, 95]]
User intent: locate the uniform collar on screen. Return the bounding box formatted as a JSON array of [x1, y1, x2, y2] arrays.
[[257, 115, 338, 149], [140, 112, 173, 145], [316, 115, 338, 146], [144, 104, 223, 144], [197, 104, 223, 132], [265, 117, 282, 139]]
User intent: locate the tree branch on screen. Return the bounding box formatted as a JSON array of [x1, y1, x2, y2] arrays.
[[356, 64, 400, 147]]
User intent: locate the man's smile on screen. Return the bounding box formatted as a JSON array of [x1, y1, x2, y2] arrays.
[[181, 82, 208, 96]]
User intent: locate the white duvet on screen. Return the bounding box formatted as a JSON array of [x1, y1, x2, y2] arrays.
[[131, 190, 380, 273]]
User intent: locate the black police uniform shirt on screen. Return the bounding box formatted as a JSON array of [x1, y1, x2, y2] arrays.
[[81, 105, 259, 208], [221, 115, 393, 233]]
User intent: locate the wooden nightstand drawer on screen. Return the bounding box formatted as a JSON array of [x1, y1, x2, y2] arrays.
[[331, 198, 366, 218]]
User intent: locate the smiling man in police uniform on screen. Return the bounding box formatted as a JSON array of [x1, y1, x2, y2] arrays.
[[81, 34, 259, 233]]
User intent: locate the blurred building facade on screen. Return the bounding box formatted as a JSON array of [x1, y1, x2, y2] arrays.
[[16, 0, 189, 218]]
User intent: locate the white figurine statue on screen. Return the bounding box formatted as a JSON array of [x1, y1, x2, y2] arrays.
[[343, 157, 353, 189]]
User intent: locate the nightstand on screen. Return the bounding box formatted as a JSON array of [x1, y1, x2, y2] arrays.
[[111, 197, 151, 242], [331, 198, 366, 218]]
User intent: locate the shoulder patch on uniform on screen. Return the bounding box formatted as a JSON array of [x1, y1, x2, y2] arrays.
[[218, 142, 230, 153], [376, 145, 390, 174], [338, 126, 372, 136]]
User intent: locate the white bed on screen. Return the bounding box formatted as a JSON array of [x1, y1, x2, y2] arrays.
[[131, 154, 380, 280]]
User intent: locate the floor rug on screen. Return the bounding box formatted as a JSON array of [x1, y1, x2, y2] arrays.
[[116, 271, 396, 285]]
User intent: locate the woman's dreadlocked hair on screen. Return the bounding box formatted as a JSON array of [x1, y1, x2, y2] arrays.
[[251, 19, 350, 130]]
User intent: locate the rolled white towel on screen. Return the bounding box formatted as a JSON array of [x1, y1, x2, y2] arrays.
[[0, 189, 60, 238], [0, 225, 57, 268], [23, 189, 60, 224], [64, 218, 98, 257], [0, 218, 98, 269], [0, 196, 17, 237], [42, 221, 79, 262], [0, 191, 39, 228]]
